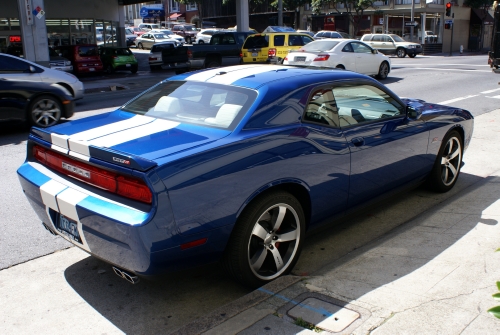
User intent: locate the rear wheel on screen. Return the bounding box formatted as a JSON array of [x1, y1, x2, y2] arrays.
[[198, 40, 204, 44], [29, 95, 62, 128], [426, 130, 463, 193], [206, 60, 221, 68], [224, 191, 305, 288], [130, 66, 138, 74], [336, 65, 345, 70], [185, 36, 192, 44], [396, 48, 406, 58], [408, 53, 416, 58], [105, 64, 114, 74], [376, 61, 389, 80]]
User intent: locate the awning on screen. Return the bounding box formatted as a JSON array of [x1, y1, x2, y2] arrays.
[[471, 8, 494, 25], [169, 13, 184, 19]]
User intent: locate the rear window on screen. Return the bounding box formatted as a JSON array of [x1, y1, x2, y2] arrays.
[[361, 34, 372, 41], [77, 46, 98, 57], [243, 35, 269, 49], [302, 40, 340, 52], [121, 81, 257, 130], [115, 48, 132, 56], [151, 44, 175, 52]]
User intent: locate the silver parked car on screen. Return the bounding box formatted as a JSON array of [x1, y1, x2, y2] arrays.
[[149, 29, 185, 44], [136, 33, 172, 50], [0, 53, 84, 100]]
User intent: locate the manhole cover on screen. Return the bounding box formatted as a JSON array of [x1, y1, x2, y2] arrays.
[[288, 297, 360, 332]]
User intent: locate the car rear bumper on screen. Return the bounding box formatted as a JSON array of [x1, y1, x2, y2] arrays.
[[17, 159, 223, 276]]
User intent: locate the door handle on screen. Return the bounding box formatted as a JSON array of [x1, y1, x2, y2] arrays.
[[351, 137, 364, 147]]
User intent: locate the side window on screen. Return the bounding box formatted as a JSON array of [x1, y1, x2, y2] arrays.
[[274, 35, 285, 46], [222, 34, 235, 44], [303, 88, 339, 127], [351, 42, 372, 54], [372, 35, 382, 42], [342, 43, 354, 52], [332, 85, 404, 128], [0, 55, 30, 71], [288, 35, 302, 46], [316, 32, 324, 38], [383, 35, 392, 42], [301, 35, 314, 45], [211, 34, 222, 45], [362, 34, 372, 41]]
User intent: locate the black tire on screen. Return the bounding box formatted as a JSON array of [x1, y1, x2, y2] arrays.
[[150, 65, 160, 71], [28, 95, 62, 128], [206, 60, 221, 68], [224, 191, 305, 288], [105, 64, 114, 74], [376, 61, 389, 80], [138, 42, 144, 50], [396, 48, 406, 58], [336, 65, 345, 70], [408, 54, 416, 58], [198, 40, 204, 44], [185, 37, 192, 44], [130, 66, 138, 74], [426, 130, 463, 193]]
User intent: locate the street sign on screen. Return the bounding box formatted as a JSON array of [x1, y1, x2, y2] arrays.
[[405, 22, 417, 27], [445, 19, 453, 24]]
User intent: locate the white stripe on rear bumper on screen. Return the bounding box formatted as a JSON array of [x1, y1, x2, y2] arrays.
[[56, 188, 88, 221], [40, 180, 68, 212]]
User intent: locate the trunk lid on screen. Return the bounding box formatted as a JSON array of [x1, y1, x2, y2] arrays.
[[30, 110, 231, 171]]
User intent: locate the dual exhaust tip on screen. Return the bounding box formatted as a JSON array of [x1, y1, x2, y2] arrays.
[[112, 267, 140, 284]]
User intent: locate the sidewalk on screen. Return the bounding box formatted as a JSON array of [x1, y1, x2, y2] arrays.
[[171, 109, 500, 334]]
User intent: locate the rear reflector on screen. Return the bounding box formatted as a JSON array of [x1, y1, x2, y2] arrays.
[[180, 238, 208, 250], [268, 48, 276, 58], [33, 145, 152, 204]]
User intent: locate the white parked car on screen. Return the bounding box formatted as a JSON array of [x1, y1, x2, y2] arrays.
[[283, 39, 391, 80], [148, 40, 183, 71], [149, 29, 185, 44], [0, 53, 84, 100], [195, 29, 219, 44], [136, 33, 172, 49]]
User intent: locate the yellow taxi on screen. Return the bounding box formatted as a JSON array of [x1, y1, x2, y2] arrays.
[[242, 32, 315, 64]]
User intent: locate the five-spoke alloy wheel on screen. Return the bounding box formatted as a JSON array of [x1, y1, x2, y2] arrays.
[[29, 95, 62, 128], [427, 130, 463, 192], [224, 191, 305, 288]]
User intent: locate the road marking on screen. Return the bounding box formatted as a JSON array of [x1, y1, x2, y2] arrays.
[[486, 95, 500, 99], [438, 95, 480, 105], [481, 88, 500, 94], [397, 67, 492, 73], [393, 64, 490, 67]]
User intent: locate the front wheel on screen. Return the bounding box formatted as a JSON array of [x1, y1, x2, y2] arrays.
[[376, 61, 389, 80], [224, 191, 305, 288], [198, 40, 204, 44], [185, 37, 192, 44], [426, 130, 463, 193], [29, 95, 62, 128], [396, 48, 406, 58], [137, 42, 144, 50]]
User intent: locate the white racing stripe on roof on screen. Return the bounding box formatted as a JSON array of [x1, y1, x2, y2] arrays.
[[183, 65, 259, 82], [89, 118, 180, 149], [206, 65, 285, 85]]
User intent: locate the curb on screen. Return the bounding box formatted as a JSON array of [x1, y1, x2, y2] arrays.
[[83, 84, 129, 94]]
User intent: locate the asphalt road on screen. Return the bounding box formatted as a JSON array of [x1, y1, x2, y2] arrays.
[[0, 54, 498, 331]]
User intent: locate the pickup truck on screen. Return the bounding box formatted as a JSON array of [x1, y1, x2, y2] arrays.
[[162, 31, 254, 71]]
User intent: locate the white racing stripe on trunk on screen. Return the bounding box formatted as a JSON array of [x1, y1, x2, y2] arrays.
[[56, 188, 88, 221], [67, 115, 156, 157], [68, 150, 91, 162], [40, 180, 68, 211], [51, 145, 69, 155], [51, 134, 70, 149], [206, 65, 285, 85], [89, 118, 180, 149]]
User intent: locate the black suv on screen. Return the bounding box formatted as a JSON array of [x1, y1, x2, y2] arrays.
[[172, 24, 198, 44]]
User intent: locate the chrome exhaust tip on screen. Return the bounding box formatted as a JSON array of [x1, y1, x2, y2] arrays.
[[112, 267, 140, 284]]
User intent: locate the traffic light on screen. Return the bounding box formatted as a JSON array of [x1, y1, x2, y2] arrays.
[[446, 2, 452, 17]]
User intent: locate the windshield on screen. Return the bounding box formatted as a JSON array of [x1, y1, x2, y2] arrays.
[[125, 28, 133, 35], [301, 40, 340, 52], [183, 26, 196, 31], [121, 81, 257, 130], [153, 34, 166, 39], [161, 30, 173, 35], [390, 34, 405, 42]]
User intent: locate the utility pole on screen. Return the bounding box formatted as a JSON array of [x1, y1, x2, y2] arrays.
[[410, 0, 415, 42], [449, 13, 454, 56], [278, 0, 283, 26]]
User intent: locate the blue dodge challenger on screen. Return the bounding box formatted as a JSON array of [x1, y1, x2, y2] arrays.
[[17, 65, 473, 287]]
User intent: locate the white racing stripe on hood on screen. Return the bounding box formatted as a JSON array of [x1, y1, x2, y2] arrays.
[[88, 118, 180, 150]]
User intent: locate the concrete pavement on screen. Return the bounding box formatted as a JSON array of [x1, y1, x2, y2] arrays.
[[1, 102, 500, 332]]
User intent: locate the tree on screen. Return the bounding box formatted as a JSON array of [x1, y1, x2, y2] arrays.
[[464, 0, 494, 50], [311, 0, 378, 37]]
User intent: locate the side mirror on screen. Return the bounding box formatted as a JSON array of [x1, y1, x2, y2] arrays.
[[29, 65, 36, 73], [372, 49, 378, 54], [406, 105, 421, 119]]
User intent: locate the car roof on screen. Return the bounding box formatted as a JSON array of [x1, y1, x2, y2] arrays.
[[172, 65, 371, 91]]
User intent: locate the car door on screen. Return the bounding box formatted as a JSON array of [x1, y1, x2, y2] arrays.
[[351, 42, 376, 74], [0, 81, 26, 121], [382, 35, 397, 54], [339, 43, 356, 71], [301, 86, 351, 224], [331, 82, 430, 210]]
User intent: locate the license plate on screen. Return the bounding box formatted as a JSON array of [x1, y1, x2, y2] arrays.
[[295, 56, 306, 62], [57, 214, 81, 243], [126, 64, 131, 67], [252, 52, 258, 57], [89, 68, 95, 71]]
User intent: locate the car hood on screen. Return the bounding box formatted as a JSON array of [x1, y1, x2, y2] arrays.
[[29, 110, 231, 171]]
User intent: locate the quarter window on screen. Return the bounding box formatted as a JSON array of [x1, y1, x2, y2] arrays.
[[303, 88, 339, 127], [351, 42, 372, 54], [332, 85, 403, 127]]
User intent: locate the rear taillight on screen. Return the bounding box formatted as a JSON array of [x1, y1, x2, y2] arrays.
[[33, 145, 152, 204], [187, 49, 193, 59], [284, 56, 288, 61], [313, 54, 330, 61], [268, 48, 276, 58], [149, 57, 157, 61]]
